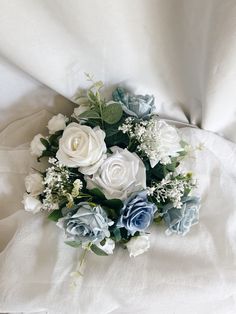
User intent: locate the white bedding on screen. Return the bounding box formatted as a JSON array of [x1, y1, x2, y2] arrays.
[[0, 1, 236, 313]]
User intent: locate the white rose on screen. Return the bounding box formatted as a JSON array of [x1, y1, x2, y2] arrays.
[[126, 235, 150, 257], [30, 134, 46, 157], [25, 173, 44, 196], [96, 238, 115, 255], [22, 193, 42, 214], [56, 123, 107, 174], [86, 146, 146, 200], [47, 113, 68, 134]]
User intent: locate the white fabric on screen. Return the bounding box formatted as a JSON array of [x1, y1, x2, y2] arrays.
[[0, 0, 236, 140], [0, 112, 236, 314], [0, 1, 236, 313]]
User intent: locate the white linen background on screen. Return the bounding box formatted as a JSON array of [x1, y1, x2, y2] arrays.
[[0, 0, 236, 313]]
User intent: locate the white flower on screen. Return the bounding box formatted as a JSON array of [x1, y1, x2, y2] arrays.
[[47, 113, 68, 134], [25, 173, 44, 196], [96, 238, 115, 255], [120, 117, 183, 167], [86, 146, 146, 200], [126, 234, 150, 257], [56, 123, 107, 174], [30, 134, 46, 157], [22, 193, 42, 214], [142, 118, 183, 167]]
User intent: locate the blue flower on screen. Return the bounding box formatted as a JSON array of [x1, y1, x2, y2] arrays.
[[117, 191, 157, 235], [162, 196, 200, 236], [112, 87, 155, 118], [57, 202, 113, 244]]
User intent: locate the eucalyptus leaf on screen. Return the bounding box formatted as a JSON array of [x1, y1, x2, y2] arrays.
[[79, 109, 101, 120], [103, 102, 123, 124], [65, 241, 81, 248], [112, 228, 122, 242], [90, 244, 108, 256]]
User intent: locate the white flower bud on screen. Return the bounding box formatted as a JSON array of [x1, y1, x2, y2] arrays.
[[47, 113, 68, 134], [126, 235, 150, 257]]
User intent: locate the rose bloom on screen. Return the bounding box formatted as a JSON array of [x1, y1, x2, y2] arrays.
[[57, 202, 113, 245], [126, 234, 150, 257], [22, 194, 42, 214], [86, 146, 146, 200], [47, 113, 68, 134], [30, 134, 46, 157], [25, 173, 44, 196], [56, 123, 107, 175]]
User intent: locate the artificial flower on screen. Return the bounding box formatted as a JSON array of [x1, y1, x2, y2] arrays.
[[56, 123, 107, 174], [86, 146, 146, 200], [22, 193, 42, 214], [112, 87, 154, 118], [47, 113, 68, 134], [162, 196, 200, 236], [96, 238, 115, 255], [30, 134, 46, 157], [126, 234, 150, 257], [117, 191, 157, 235], [57, 202, 113, 244], [25, 172, 44, 196]]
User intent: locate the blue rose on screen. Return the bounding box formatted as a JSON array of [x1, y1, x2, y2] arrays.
[[112, 87, 155, 118], [57, 202, 113, 244], [117, 191, 157, 235], [162, 196, 200, 236]]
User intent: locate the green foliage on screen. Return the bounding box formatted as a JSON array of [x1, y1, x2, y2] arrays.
[[48, 209, 63, 222], [102, 102, 123, 124], [89, 188, 106, 200], [103, 198, 123, 210], [111, 227, 122, 242], [90, 244, 108, 256], [40, 138, 50, 150], [78, 109, 101, 120], [65, 240, 81, 248]]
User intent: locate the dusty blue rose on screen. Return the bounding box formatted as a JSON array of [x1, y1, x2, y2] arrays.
[[112, 87, 155, 118], [117, 191, 157, 235], [57, 202, 113, 244], [162, 196, 200, 236]]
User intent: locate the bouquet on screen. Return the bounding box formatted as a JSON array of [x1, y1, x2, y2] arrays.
[[23, 76, 200, 276]]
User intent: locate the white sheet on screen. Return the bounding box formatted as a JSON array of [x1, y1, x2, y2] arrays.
[[1, 1, 236, 313]]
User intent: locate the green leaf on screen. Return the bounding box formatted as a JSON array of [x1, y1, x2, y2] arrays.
[[41, 150, 55, 157], [48, 210, 62, 222], [112, 228, 122, 242], [102, 206, 119, 220], [103, 102, 123, 124], [48, 131, 63, 146], [105, 131, 129, 148], [103, 198, 123, 210], [87, 91, 98, 104], [89, 188, 106, 200], [165, 158, 179, 172], [153, 216, 162, 224], [40, 138, 49, 149], [79, 109, 101, 120], [90, 244, 108, 256], [65, 240, 81, 248]]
